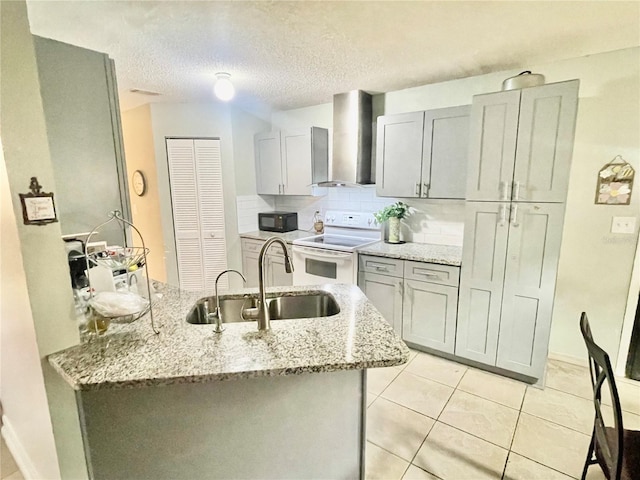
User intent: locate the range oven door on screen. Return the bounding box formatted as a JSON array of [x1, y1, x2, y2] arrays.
[[292, 245, 357, 286]]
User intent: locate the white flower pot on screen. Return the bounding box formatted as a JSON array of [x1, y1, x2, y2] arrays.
[[388, 217, 401, 243]]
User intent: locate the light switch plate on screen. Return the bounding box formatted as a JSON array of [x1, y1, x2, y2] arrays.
[[611, 216, 636, 234]]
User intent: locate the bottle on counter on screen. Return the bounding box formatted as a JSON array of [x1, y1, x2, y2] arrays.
[[313, 211, 324, 234]]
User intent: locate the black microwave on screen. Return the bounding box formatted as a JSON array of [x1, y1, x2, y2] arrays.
[[258, 212, 298, 233]]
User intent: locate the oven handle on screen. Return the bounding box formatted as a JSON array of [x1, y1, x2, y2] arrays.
[[292, 246, 354, 260]]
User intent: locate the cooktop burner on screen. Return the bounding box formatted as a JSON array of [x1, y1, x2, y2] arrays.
[[293, 210, 381, 252], [300, 234, 375, 248]]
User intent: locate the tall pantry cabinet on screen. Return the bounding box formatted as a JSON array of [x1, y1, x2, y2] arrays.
[[456, 80, 579, 379]]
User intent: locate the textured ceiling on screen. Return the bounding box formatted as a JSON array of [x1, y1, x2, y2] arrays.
[[26, 1, 640, 115]]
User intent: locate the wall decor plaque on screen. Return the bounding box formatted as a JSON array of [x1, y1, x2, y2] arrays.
[[595, 156, 635, 205], [19, 177, 58, 225]]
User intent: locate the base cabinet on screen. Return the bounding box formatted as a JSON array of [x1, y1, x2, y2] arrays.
[[358, 271, 403, 335], [403, 279, 458, 354], [456, 201, 566, 379], [358, 255, 459, 354], [241, 238, 292, 288]]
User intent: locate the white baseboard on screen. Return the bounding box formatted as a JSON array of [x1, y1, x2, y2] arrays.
[[1, 415, 41, 480], [548, 351, 589, 367]]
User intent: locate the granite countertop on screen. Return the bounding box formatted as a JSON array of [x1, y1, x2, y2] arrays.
[[357, 241, 463, 266], [48, 283, 409, 392], [240, 230, 315, 243]]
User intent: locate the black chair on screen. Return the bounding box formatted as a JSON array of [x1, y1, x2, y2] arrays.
[[580, 312, 640, 480]]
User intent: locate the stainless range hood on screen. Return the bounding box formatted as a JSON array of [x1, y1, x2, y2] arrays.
[[317, 90, 373, 187]]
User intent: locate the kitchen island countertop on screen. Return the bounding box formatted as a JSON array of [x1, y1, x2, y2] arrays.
[[357, 241, 462, 266], [48, 282, 409, 391]]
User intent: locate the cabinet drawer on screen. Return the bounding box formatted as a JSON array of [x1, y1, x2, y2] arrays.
[[404, 261, 459, 287], [359, 255, 404, 278], [241, 238, 287, 256], [241, 238, 264, 253]]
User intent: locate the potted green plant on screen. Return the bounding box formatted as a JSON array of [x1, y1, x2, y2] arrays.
[[373, 201, 411, 243]]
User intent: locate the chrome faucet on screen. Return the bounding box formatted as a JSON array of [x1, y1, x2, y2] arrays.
[[205, 269, 246, 333], [254, 237, 294, 331]]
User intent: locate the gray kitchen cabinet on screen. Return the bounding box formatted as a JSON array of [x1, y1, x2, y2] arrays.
[[458, 80, 578, 380], [512, 81, 579, 203], [358, 254, 460, 353], [423, 105, 471, 199], [456, 201, 566, 378], [403, 262, 459, 354], [496, 203, 565, 377], [376, 106, 471, 199], [455, 202, 510, 365], [241, 238, 292, 288], [466, 80, 579, 203], [254, 132, 282, 195], [465, 90, 520, 202], [376, 112, 425, 198], [358, 271, 403, 335], [358, 255, 404, 334], [254, 128, 328, 196], [267, 253, 293, 287], [241, 239, 261, 287]]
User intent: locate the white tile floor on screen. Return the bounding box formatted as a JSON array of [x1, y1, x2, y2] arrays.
[[2, 351, 639, 480], [365, 349, 640, 480]]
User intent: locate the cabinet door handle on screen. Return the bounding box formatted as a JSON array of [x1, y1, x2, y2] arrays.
[[511, 204, 519, 227], [513, 180, 521, 201], [500, 181, 511, 201], [422, 183, 429, 198], [369, 262, 390, 271], [415, 183, 421, 196], [415, 270, 441, 279], [499, 204, 507, 227], [398, 281, 403, 297]]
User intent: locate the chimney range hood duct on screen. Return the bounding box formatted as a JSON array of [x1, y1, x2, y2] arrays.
[[317, 90, 373, 187]]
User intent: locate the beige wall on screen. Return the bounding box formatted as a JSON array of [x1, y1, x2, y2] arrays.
[[0, 145, 60, 479], [0, 1, 87, 477], [231, 108, 271, 196], [148, 102, 242, 288], [121, 104, 167, 282]]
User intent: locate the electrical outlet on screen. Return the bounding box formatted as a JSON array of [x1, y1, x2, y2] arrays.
[[611, 216, 636, 234]]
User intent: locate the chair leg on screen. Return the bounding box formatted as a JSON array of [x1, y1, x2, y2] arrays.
[[581, 433, 596, 480]]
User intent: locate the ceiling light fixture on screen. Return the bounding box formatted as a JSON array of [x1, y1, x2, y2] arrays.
[[214, 72, 235, 101]]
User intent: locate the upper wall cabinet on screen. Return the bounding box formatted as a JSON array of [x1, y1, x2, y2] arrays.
[[376, 105, 471, 199], [254, 127, 328, 196], [466, 80, 579, 203]]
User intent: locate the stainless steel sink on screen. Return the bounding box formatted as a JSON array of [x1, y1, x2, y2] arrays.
[[266, 294, 340, 320], [186, 293, 340, 325], [186, 297, 258, 325]]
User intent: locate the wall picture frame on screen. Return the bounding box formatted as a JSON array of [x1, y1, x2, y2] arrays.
[[18, 177, 58, 225], [595, 156, 635, 205]]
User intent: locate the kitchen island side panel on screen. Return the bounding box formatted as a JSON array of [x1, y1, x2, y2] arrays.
[[77, 369, 364, 479]]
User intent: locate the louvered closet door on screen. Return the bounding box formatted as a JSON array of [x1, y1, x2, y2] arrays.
[[167, 138, 228, 291], [194, 139, 228, 291]]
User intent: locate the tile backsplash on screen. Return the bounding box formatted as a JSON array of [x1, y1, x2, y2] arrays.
[[236, 195, 275, 233], [237, 186, 465, 246]]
